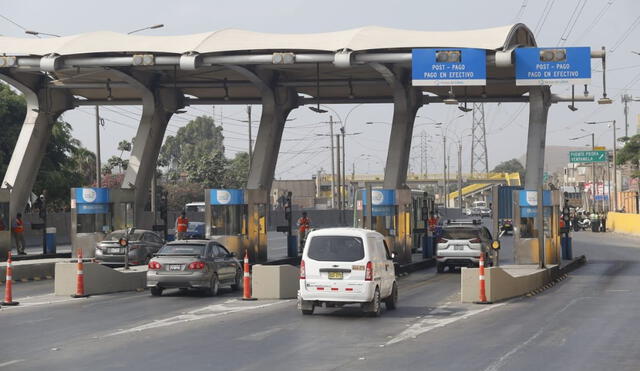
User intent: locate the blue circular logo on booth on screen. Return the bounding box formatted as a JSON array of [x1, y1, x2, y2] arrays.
[[82, 188, 97, 203], [216, 190, 232, 204], [372, 190, 384, 205]]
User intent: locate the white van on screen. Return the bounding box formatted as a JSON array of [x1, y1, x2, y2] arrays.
[[298, 228, 398, 317]]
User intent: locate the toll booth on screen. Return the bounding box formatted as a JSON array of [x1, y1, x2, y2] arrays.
[[411, 190, 434, 253], [205, 189, 267, 262], [71, 188, 135, 258], [0, 189, 10, 260], [358, 189, 413, 265], [513, 190, 562, 265]]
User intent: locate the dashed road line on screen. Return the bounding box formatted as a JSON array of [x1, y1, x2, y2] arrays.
[[0, 360, 24, 368]]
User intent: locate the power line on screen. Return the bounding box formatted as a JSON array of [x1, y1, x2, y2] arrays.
[[533, 0, 557, 36], [513, 0, 529, 22], [557, 0, 588, 46], [573, 0, 615, 43], [0, 13, 29, 32], [610, 15, 640, 52]]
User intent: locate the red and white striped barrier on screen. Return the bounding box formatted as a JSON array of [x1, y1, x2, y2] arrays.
[[242, 250, 256, 301], [71, 249, 89, 298], [2, 252, 19, 306]]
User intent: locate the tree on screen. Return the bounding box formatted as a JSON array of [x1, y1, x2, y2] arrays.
[[492, 159, 525, 179], [159, 115, 224, 178], [616, 134, 640, 181], [70, 146, 97, 186], [117, 140, 132, 158], [183, 150, 227, 188], [225, 152, 250, 188]]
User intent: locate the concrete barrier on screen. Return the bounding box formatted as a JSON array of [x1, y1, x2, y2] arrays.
[[606, 212, 640, 236], [0, 258, 65, 283], [55, 262, 146, 296], [251, 264, 299, 299], [461, 265, 559, 303]]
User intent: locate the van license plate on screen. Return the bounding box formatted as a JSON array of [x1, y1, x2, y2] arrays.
[[328, 271, 343, 280]]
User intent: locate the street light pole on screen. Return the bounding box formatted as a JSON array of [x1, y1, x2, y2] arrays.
[[95, 106, 102, 188], [247, 106, 253, 162], [458, 142, 463, 212], [443, 136, 447, 208], [591, 133, 596, 212], [329, 116, 335, 209]]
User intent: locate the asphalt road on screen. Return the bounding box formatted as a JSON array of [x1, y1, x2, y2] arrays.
[[1, 229, 638, 371]]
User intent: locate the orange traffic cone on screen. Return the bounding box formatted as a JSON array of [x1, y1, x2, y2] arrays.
[[71, 249, 89, 298], [474, 252, 492, 304], [2, 251, 19, 306], [242, 250, 256, 301]]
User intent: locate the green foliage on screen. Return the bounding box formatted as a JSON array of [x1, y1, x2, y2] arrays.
[[225, 152, 250, 188], [162, 182, 204, 211], [183, 150, 227, 188], [616, 134, 640, 179], [117, 140, 132, 157], [0, 84, 27, 177], [492, 158, 525, 178]]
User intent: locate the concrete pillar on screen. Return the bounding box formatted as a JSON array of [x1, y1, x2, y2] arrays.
[[370, 64, 423, 189], [0, 71, 74, 258], [226, 66, 298, 262], [111, 70, 183, 226], [371, 64, 422, 265], [524, 87, 552, 190]]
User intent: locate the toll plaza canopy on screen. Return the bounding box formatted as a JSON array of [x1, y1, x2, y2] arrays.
[[0, 24, 537, 103]]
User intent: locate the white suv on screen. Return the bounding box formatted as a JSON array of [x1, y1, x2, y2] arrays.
[[298, 228, 398, 317], [436, 220, 494, 273]]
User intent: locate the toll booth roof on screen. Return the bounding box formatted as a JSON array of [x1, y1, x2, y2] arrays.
[[0, 24, 536, 103]]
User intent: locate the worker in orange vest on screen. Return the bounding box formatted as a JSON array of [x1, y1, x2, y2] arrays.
[[175, 211, 189, 240], [297, 212, 311, 252], [12, 212, 26, 255]]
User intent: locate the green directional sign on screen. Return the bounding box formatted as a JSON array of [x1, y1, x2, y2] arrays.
[[569, 150, 607, 163]]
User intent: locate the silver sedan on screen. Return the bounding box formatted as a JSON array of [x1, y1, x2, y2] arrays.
[[147, 240, 242, 297], [95, 229, 164, 266]]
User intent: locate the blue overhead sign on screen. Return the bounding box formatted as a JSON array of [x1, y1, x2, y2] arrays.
[[412, 48, 487, 86], [515, 47, 591, 86]]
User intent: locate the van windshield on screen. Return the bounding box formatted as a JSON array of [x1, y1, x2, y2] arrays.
[[307, 236, 364, 262]]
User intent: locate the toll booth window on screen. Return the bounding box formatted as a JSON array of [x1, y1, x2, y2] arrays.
[[76, 213, 112, 234], [519, 208, 551, 239], [307, 236, 364, 262], [210, 205, 247, 235], [0, 202, 8, 231]]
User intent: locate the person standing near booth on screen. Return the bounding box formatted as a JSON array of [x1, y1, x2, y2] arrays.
[[175, 211, 189, 240], [12, 212, 26, 255], [297, 212, 311, 251]]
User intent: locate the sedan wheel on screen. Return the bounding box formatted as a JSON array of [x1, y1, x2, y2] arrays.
[[150, 287, 163, 297], [206, 273, 220, 297]]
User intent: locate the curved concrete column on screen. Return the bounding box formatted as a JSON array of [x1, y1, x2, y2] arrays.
[[0, 71, 74, 227], [370, 64, 423, 189], [524, 86, 552, 190], [108, 70, 182, 226]]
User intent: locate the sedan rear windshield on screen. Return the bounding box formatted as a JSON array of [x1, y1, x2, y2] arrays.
[[158, 244, 205, 255], [105, 231, 143, 241], [307, 236, 364, 262], [441, 228, 480, 240]]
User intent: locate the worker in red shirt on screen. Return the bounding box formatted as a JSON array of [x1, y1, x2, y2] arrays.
[[12, 213, 26, 255], [428, 212, 439, 232], [297, 212, 311, 252], [175, 211, 189, 240]]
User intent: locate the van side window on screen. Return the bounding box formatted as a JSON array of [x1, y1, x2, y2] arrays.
[[381, 239, 392, 260]]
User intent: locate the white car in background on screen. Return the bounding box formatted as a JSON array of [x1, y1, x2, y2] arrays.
[[298, 228, 398, 317]]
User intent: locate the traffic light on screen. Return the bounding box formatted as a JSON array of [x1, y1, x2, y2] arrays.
[[37, 194, 46, 219], [539, 48, 566, 62], [284, 192, 292, 223]]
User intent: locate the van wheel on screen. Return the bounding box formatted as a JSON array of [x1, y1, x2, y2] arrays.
[[384, 282, 398, 310], [365, 287, 382, 317], [150, 287, 163, 297], [436, 263, 444, 273], [299, 299, 314, 315]]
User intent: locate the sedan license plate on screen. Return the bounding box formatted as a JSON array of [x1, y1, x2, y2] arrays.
[[107, 248, 121, 254], [454, 245, 465, 251], [169, 264, 182, 271], [328, 271, 343, 280]]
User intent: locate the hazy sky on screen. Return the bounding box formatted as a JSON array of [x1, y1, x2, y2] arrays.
[[1, 0, 639, 179]]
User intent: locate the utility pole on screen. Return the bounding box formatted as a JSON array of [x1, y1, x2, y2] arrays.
[[470, 103, 489, 176], [591, 133, 595, 212], [95, 106, 102, 188], [420, 130, 428, 179], [447, 154, 451, 209], [247, 106, 253, 162], [442, 136, 447, 208], [458, 142, 463, 211], [622, 94, 631, 138], [613, 120, 618, 211], [329, 116, 335, 209], [341, 126, 346, 209], [336, 133, 342, 213]]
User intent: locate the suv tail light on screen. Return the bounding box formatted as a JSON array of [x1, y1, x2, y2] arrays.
[[437, 237, 449, 244], [365, 261, 373, 281], [299, 260, 306, 279], [470, 238, 481, 243], [148, 261, 162, 270], [188, 261, 206, 270]]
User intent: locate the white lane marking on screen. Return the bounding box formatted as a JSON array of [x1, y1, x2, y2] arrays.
[[387, 303, 505, 345], [237, 327, 283, 341], [483, 297, 594, 371], [0, 360, 24, 368], [106, 299, 290, 337]]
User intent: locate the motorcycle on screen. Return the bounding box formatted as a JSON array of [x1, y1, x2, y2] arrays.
[[574, 217, 591, 231]]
